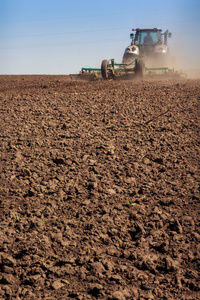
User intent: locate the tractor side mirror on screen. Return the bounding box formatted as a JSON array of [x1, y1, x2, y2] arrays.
[[168, 32, 172, 38], [130, 33, 134, 39]]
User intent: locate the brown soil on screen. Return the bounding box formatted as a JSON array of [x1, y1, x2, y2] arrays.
[[0, 75, 200, 300]]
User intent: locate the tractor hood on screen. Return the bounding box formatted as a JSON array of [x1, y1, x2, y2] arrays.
[[122, 45, 139, 69], [124, 44, 139, 56]]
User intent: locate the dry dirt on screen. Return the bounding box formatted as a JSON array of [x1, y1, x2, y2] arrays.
[[0, 75, 200, 300]]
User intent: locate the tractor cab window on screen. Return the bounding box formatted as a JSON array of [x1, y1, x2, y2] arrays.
[[135, 31, 160, 44]]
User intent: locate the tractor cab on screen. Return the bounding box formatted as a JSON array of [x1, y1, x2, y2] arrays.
[[131, 28, 171, 46], [134, 28, 162, 45]]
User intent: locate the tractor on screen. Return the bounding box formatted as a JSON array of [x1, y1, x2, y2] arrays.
[[101, 28, 173, 79]]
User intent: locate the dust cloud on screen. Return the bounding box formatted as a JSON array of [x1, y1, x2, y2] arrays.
[[169, 35, 200, 79]]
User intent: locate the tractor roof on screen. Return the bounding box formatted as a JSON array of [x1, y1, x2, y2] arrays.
[[135, 28, 162, 32]]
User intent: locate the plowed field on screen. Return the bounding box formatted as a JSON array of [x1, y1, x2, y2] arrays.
[[0, 75, 200, 300]]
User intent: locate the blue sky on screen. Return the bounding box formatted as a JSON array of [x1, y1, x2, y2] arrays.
[[0, 0, 200, 74]]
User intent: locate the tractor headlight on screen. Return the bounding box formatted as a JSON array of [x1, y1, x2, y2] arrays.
[[154, 46, 167, 54], [124, 45, 139, 56], [159, 48, 167, 53], [125, 46, 135, 53]]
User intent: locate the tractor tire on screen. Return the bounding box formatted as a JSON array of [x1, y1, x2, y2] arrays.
[[101, 60, 109, 79], [136, 59, 145, 78]]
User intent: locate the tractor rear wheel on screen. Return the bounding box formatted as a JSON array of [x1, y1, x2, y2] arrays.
[[101, 60, 109, 79], [136, 59, 145, 78]]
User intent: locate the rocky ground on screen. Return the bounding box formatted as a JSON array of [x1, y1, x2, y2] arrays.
[[0, 75, 199, 299]]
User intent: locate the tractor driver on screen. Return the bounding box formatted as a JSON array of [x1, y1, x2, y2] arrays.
[[144, 32, 153, 44]]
